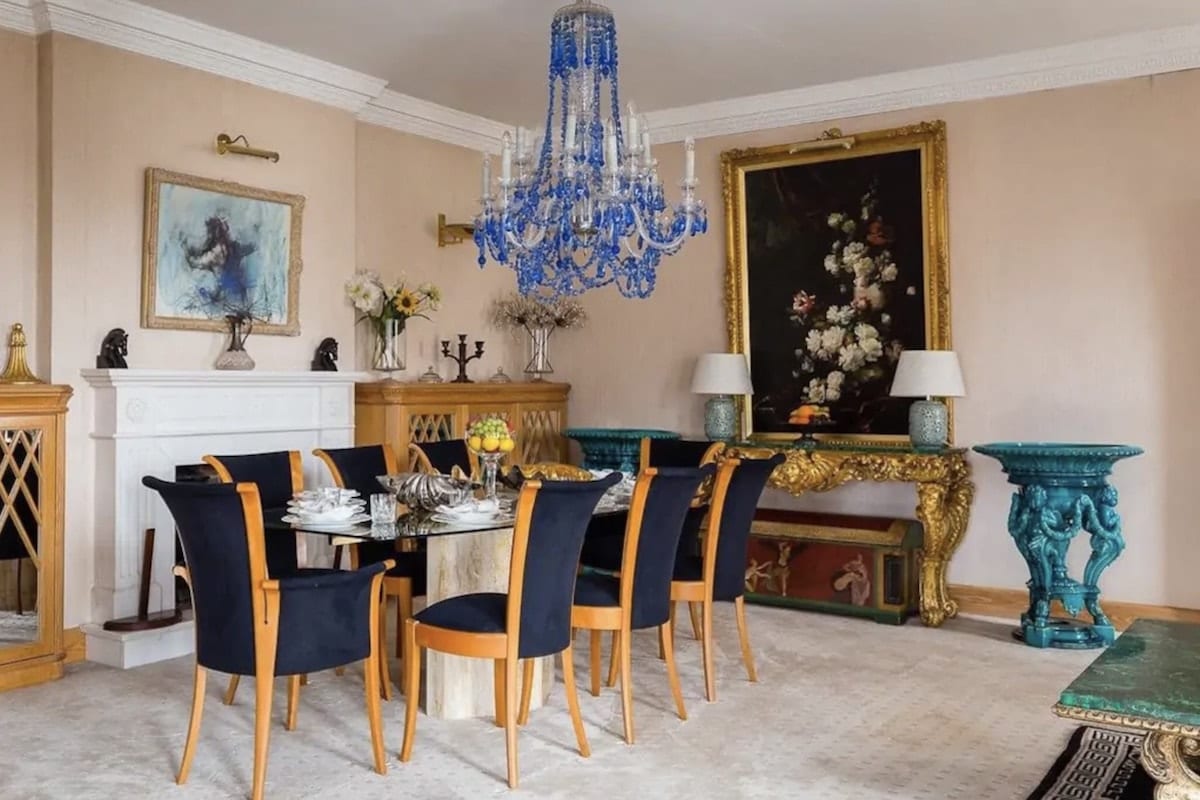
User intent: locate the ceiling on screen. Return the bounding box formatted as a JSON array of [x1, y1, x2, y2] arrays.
[[123, 0, 1200, 124]]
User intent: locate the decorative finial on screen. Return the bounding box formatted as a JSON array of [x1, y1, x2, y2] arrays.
[[0, 323, 43, 384]]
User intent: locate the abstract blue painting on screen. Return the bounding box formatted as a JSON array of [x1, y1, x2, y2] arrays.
[[142, 169, 304, 335]]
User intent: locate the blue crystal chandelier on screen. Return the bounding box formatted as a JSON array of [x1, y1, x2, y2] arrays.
[[474, 0, 707, 299]]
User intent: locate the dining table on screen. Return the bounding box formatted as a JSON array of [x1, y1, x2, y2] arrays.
[[267, 486, 631, 720]]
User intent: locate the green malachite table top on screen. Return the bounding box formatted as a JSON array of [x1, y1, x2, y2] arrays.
[[1059, 619, 1200, 728]]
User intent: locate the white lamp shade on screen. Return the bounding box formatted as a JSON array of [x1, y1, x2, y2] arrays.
[[889, 350, 965, 398], [691, 353, 754, 396]]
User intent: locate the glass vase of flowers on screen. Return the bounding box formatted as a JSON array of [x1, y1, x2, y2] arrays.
[[489, 293, 587, 381], [344, 270, 442, 378]]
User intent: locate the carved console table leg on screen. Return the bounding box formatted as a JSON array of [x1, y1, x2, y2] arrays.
[[914, 468, 974, 627], [1142, 732, 1200, 800]]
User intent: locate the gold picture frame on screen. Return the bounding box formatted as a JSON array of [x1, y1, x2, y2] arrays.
[[722, 121, 951, 444], [142, 168, 304, 335]]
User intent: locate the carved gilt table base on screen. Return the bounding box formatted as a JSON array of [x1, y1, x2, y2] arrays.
[[728, 445, 974, 627]]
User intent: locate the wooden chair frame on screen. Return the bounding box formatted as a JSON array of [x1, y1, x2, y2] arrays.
[[173, 482, 391, 800], [668, 459, 757, 703], [202, 452, 305, 707], [399, 480, 590, 789], [558, 468, 687, 745], [313, 444, 411, 700]]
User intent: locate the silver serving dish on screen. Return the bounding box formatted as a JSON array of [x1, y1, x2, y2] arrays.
[[377, 472, 473, 511]]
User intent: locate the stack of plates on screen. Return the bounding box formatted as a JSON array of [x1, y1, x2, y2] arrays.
[[282, 489, 369, 529], [431, 497, 512, 526]]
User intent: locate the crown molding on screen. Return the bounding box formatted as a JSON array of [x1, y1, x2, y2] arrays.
[[3, 0, 1200, 152], [360, 90, 505, 153], [644, 24, 1200, 143], [0, 1, 37, 34], [38, 0, 386, 112]]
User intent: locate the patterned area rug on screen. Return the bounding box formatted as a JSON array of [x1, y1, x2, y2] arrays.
[[1028, 726, 1154, 799]]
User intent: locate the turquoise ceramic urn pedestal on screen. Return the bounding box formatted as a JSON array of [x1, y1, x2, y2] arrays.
[[973, 442, 1143, 649]]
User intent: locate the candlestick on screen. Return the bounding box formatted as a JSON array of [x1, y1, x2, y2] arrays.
[[641, 130, 652, 166], [684, 136, 696, 183], [627, 102, 638, 147], [501, 132, 512, 182], [565, 105, 577, 151], [604, 119, 618, 175], [481, 153, 491, 197]]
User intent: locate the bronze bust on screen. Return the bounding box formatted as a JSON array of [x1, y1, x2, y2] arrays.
[[312, 337, 338, 371], [96, 328, 129, 369]]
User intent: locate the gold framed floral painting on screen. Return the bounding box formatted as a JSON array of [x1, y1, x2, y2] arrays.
[[722, 121, 951, 443], [142, 168, 305, 335]]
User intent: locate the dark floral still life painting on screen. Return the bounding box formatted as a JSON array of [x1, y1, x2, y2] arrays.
[[723, 123, 950, 440]]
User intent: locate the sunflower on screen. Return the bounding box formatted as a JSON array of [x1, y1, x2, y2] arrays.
[[393, 289, 421, 316]]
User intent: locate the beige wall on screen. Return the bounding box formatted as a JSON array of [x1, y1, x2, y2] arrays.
[[6, 27, 1197, 622], [557, 71, 1200, 608], [355, 123, 524, 380], [0, 29, 41, 371]]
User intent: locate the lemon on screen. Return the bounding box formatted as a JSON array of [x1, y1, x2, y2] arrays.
[[482, 436, 501, 452], [468, 435, 482, 451], [499, 437, 516, 453]]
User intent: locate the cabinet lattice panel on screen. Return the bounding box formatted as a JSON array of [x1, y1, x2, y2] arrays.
[[520, 408, 562, 464], [0, 429, 42, 566], [409, 414, 454, 444]]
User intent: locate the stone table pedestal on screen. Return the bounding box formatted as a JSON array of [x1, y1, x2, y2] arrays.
[[973, 442, 1143, 649], [423, 528, 553, 719]]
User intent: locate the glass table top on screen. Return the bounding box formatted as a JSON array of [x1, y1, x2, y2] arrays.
[[1058, 619, 1200, 729], [266, 492, 631, 542]]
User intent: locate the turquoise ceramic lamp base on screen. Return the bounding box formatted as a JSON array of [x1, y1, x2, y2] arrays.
[[703, 395, 736, 441], [908, 399, 948, 448]]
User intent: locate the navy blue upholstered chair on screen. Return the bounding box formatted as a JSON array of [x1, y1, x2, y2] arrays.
[[399, 472, 621, 789], [566, 465, 713, 743], [143, 476, 391, 800], [203, 451, 308, 705], [409, 439, 472, 477], [670, 454, 785, 702], [638, 438, 725, 472], [314, 443, 426, 700]]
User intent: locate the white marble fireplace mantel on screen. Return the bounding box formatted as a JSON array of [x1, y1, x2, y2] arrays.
[[81, 369, 368, 668]]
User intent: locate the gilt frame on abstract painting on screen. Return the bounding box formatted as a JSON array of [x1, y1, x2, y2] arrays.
[[141, 168, 304, 336], [722, 121, 951, 444]]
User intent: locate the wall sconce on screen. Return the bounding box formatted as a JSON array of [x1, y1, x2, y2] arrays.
[[438, 213, 475, 247], [215, 133, 280, 163]]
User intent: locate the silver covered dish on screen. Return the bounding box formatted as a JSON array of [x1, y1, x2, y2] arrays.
[[377, 472, 473, 511]]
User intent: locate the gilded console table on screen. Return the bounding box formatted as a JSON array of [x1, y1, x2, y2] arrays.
[[726, 442, 974, 627]]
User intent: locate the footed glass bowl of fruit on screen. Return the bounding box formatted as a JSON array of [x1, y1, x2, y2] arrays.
[[465, 414, 516, 500], [787, 404, 835, 446]]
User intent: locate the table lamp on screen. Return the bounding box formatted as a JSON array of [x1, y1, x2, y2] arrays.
[[888, 350, 965, 448], [691, 353, 753, 440]]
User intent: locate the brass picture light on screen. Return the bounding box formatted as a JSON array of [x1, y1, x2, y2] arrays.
[[216, 133, 280, 162]]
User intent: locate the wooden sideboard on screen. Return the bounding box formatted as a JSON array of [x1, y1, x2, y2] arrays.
[[354, 381, 570, 470], [0, 383, 72, 692]]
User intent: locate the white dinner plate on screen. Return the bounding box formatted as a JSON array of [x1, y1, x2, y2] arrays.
[[282, 513, 371, 529], [430, 512, 514, 527]]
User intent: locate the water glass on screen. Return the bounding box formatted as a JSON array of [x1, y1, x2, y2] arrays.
[[370, 493, 397, 525]]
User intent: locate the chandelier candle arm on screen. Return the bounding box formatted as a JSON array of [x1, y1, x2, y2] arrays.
[[473, 0, 707, 299]]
